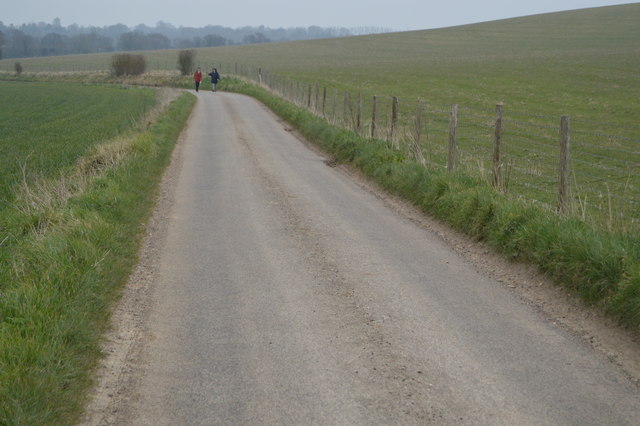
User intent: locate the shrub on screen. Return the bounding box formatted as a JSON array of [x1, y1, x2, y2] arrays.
[[14, 61, 22, 75], [111, 54, 146, 77], [178, 49, 195, 76]]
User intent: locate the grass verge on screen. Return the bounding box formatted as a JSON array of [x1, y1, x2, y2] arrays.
[[221, 77, 640, 331], [0, 90, 196, 425]]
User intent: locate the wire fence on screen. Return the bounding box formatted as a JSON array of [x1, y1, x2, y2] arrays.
[[233, 65, 640, 232]]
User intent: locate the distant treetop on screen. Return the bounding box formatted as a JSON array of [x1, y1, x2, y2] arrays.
[[0, 19, 391, 59]]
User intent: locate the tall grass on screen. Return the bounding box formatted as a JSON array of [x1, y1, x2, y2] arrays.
[[0, 82, 196, 424]]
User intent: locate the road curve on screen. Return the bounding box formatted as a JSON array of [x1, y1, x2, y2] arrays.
[[93, 91, 639, 425]]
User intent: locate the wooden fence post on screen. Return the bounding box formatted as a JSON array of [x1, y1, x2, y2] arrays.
[[307, 86, 312, 109], [315, 84, 319, 113], [322, 87, 327, 118], [413, 100, 426, 166], [371, 95, 377, 139], [493, 103, 504, 190], [448, 104, 459, 173], [391, 96, 399, 149], [558, 115, 571, 214]]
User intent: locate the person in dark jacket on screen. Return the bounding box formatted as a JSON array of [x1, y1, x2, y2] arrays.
[[208, 68, 221, 92]]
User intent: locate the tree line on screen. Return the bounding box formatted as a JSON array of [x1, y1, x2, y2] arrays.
[[0, 19, 390, 59]]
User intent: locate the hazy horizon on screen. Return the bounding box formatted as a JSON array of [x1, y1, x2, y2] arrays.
[[2, 1, 633, 32]]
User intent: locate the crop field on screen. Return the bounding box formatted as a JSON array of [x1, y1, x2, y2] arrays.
[[0, 81, 156, 204], [2, 4, 639, 229]]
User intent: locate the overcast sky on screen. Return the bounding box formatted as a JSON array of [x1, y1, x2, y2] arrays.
[[1, 1, 633, 30]]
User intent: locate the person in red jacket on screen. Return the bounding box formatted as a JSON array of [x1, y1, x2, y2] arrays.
[[194, 67, 203, 92]]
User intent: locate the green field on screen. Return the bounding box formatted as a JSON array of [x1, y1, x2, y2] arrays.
[[0, 82, 156, 205], [2, 4, 639, 228], [0, 81, 196, 424], [3, 4, 639, 120]]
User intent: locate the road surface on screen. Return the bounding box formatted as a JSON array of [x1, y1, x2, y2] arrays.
[[86, 91, 640, 425]]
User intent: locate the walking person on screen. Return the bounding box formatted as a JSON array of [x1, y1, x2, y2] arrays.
[[194, 67, 203, 92], [209, 68, 221, 92]]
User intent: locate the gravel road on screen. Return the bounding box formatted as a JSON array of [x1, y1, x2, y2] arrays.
[[84, 91, 640, 425]]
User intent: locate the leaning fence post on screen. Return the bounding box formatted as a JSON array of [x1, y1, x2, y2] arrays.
[[391, 96, 399, 149], [558, 115, 571, 214], [371, 95, 377, 139], [493, 103, 504, 190], [447, 104, 459, 173]]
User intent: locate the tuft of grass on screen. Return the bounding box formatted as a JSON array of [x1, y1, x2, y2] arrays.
[[223, 77, 640, 330], [0, 84, 196, 424]]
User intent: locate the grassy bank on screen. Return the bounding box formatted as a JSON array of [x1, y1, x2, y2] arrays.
[[0, 82, 196, 424], [222, 77, 640, 331]]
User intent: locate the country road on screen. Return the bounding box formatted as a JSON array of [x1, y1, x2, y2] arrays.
[[85, 91, 640, 425]]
